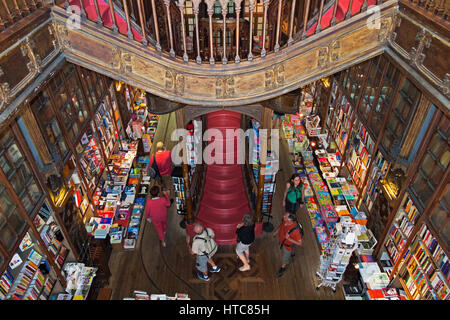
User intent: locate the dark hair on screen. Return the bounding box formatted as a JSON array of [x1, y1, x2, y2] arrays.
[[150, 185, 160, 197], [287, 214, 297, 222], [289, 173, 302, 188]]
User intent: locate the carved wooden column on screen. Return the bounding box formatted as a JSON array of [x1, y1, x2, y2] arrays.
[[178, 0, 189, 62], [150, 0, 161, 51], [219, 0, 228, 64], [302, 0, 311, 39], [78, 0, 87, 19], [346, 0, 354, 19], [261, 0, 270, 57], [108, 0, 119, 33], [248, 0, 255, 61], [234, 0, 243, 63], [206, 0, 215, 65], [315, 0, 325, 34], [331, 0, 339, 26], [93, 0, 103, 25], [193, 0, 202, 64], [254, 107, 272, 224], [175, 109, 194, 224], [137, 0, 148, 45], [288, 0, 296, 45], [122, 0, 133, 40], [1, 0, 14, 24], [274, 0, 283, 52], [164, 0, 175, 57]]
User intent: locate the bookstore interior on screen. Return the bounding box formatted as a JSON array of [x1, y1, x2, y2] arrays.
[[0, 54, 448, 301], [0, 0, 448, 302]]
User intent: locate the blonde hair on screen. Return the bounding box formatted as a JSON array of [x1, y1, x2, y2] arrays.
[[156, 141, 164, 151]]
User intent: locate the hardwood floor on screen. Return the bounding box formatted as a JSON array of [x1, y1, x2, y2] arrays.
[[107, 114, 345, 300]]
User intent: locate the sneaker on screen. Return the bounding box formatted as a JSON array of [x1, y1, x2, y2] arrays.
[[210, 266, 221, 273], [197, 272, 209, 281], [161, 241, 166, 247], [277, 267, 286, 278], [239, 265, 251, 272]]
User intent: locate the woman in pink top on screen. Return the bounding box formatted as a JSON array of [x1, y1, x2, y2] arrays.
[[145, 185, 171, 247]]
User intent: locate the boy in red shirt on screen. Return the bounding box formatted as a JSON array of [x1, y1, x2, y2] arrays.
[[272, 213, 303, 277], [145, 185, 171, 247]]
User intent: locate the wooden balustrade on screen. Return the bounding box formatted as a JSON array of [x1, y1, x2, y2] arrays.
[[0, 0, 54, 32], [3, 0, 417, 64]]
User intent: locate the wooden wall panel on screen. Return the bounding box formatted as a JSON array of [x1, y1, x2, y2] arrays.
[[422, 37, 449, 81]]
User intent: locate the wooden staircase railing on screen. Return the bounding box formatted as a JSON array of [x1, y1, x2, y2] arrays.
[[49, 0, 392, 65]]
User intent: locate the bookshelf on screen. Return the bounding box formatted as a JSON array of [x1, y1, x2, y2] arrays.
[[0, 227, 64, 300], [358, 149, 391, 213], [385, 191, 450, 300], [384, 192, 420, 269], [94, 99, 117, 160], [329, 94, 354, 157], [345, 117, 375, 192]]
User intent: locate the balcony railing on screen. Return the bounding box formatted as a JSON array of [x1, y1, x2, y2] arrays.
[[55, 0, 389, 65], [0, 0, 51, 31], [401, 0, 449, 23]]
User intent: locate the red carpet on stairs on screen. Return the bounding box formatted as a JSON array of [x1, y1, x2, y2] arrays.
[[65, 0, 143, 41], [188, 110, 252, 245], [306, 0, 378, 35]]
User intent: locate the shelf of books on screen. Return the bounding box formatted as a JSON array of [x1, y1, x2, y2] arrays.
[[399, 223, 449, 300], [329, 94, 354, 157], [383, 192, 420, 271], [87, 141, 147, 250], [76, 125, 105, 193], [62, 262, 97, 300], [345, 117, 374, 192], [94, 98, 118, 160], [172, 166, 187, 215], [358, 149, 391, 213], [0, 227, 63, 300]]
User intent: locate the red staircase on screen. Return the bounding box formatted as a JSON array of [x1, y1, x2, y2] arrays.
[[187, 110, 251, 245]]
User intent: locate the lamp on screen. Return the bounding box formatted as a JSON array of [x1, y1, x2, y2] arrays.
[[115, 81, 124, 91]]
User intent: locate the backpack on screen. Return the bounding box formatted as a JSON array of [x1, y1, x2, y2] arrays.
[[280, 222, 304, 249], [148, 153, 161, 179], [194, 229, 218, 259]]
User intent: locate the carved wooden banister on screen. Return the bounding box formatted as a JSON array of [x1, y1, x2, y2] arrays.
[[25, 0, 402, 64]]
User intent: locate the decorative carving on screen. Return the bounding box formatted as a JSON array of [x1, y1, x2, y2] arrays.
[[51, 21, 71, 51], [265, 64, 285, 89], [409, 29, 432, 67], [216, 76, 235, 98], [0, 82, 11, 111], [165, 69, 185, 95], [378, 18, 391, 43], [20, 38, 42, 74], [438, 74, 450, 99], [318, 40, 340, 68], [388, 15, 401, 43]]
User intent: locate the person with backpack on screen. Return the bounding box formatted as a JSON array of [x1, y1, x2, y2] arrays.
[[272, 213, 303, 278], [149, 141, 174, 203], [189, 223, 221, 281], [235, 214, 255, 272], [145, 185, 171, 247], [283, 173, 305, 216]]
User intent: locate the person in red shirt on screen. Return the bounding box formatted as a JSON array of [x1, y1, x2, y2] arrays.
[[272, 213, 303, 277], [149, 141, 173, 176], [149, 142, 174, 203], [145, 185, 171, 247]]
